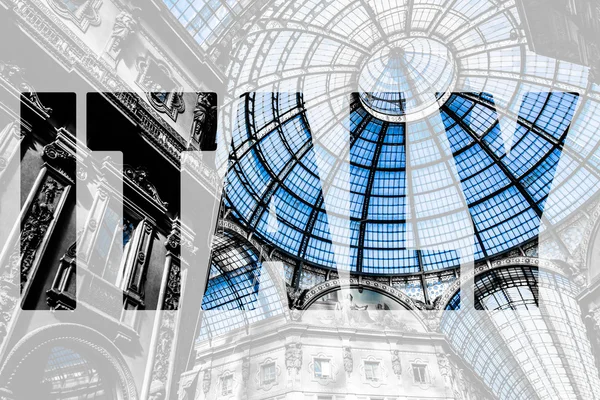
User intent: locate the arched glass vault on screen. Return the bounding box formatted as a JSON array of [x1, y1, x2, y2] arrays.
[[167, 1, 600, 398], [199, 233, 284, 340], [224, 91, 579, 274], [442, 266, 600, 400]]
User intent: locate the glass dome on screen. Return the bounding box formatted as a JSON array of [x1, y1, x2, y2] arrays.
[[166, 0, 600, 277], [224, 90, 579, 274], [358, 38, 456, 121]]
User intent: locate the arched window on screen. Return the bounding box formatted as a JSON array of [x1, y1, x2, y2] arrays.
[[6, 341, 123, 399], [0, 325, 137, 400], [41, 346, 114, 399]]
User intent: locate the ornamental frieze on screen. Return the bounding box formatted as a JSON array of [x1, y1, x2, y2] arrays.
[[0, 61, 52, 117], [47, 0, 102, 32], [303, 277, 417, 310], [20, 175, 65, 289], [10, 0, 219, 193], [123, 165, 168, 209]]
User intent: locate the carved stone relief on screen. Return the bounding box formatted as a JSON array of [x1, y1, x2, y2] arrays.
[[0, 62, 52, 117], [242, 356, 250, 386], [163, 263, 180, 311], [48, 0, 102, 32], [136, 54, 185, 122], [342, 347, 353, 376], [123, 165, 168, 209], [285, 342, 302, 387], [108, 10, 138, 56], [202, 369, 211, 394], [20, 175, 65, 289], [189, 92, 217, 151], [391, 350, 402, 377]]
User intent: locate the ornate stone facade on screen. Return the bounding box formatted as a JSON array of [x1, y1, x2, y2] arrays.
[[47, 0, 102, 32], [190, 92, 217, 151], [109, 10, 138, 54]]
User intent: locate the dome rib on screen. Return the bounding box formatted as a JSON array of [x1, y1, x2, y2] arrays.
[[356, 121, 389, 272]]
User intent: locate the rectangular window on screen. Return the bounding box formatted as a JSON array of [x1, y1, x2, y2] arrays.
[[412, 364, 428, 384], [261, 363, 276, 384], [221, 375, 233, 395], [314, 359, 331, 379], [364, 361, 381, 381], [92, 206, 139, 286]]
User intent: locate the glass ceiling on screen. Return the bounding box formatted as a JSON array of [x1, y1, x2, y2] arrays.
[[169, 2, 600, 396], [165, 0, 600, 276], [442, 267, 600, 399], [224, 91, 578, 274], [358, 38, 456, 120], [199, 233, 284, 340]]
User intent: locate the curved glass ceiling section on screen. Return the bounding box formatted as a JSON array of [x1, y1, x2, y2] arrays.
[[358, 38, 456, 120], [442, 267, 600, 400], [165, 0, 600, 270], [199, 234, 284, 340], [224, 91, 578, 274]]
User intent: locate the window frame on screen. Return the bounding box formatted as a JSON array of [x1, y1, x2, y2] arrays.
[[364, 360, 382, 382], [221, 374, 233, 396], [411, 363, 429, 384], [261, 362, 277, 385], [314, 358, 332, 379]]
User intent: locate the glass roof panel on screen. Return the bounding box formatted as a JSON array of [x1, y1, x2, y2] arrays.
[[166, 0, 600, 277], [223, 90, 579, 273]]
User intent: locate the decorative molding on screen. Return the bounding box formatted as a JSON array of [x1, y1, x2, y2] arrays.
[[391, 349, 402, 378], [123, 165, 168, 209], [303, 277, 418, 310], [136, 54, 185, 122], [0, 61, 52, 118], [46, 238, 78, 310], [163, 263, 180, 311], [360, 355, 388, 388], [285, 342, 302, 387], [106, 10, 138, 59], [308, 352, 338, 386], [147, 247, 182, 399], [149, 311, 175, 390], [178, 368, 200, 400], [165, 219, 197, 256], [255, 357, 281, 391], [342, 346, 353, 376], [43, 132, 78, 182], [8, 0, 218, 192], [409, 357, 432, 390], [0, 324, 137, 399], [217, 370, 237, 398], [47, 0, 102, 32], [190, 92, 218, 151], [586, 304, 600, 348], [19, 174, 66, 290]]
